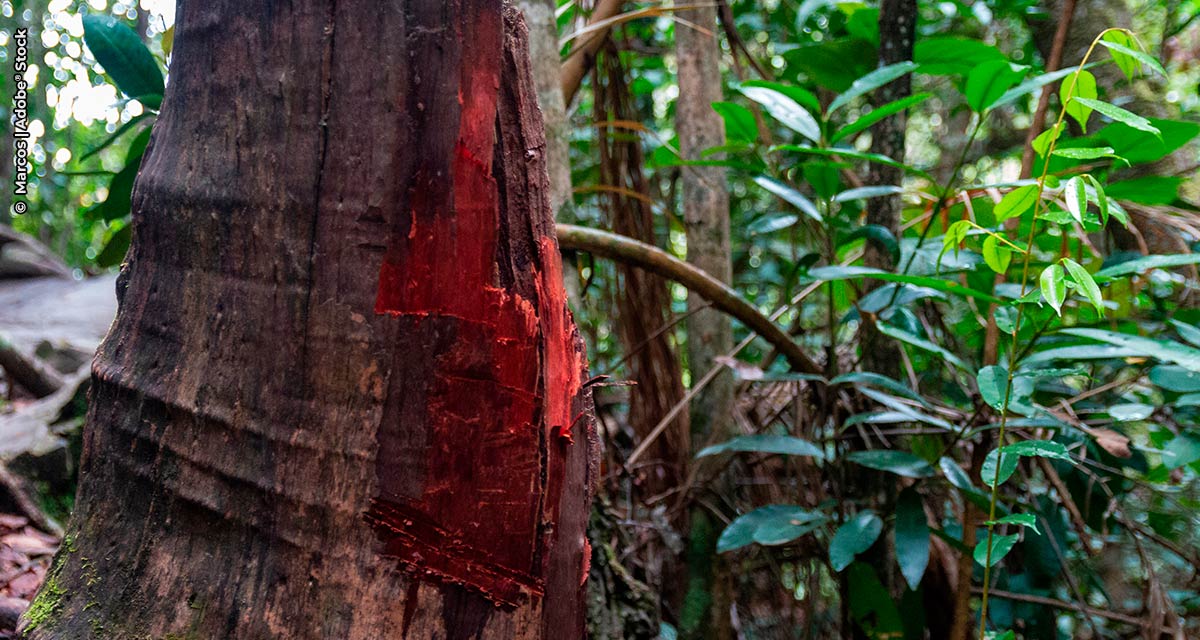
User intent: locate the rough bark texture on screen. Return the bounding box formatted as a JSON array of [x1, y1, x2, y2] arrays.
[[676, 3, 733, 459], [20, 2, 597, 639], [675, 10, 734, 640], [860, 0, 915, 380]]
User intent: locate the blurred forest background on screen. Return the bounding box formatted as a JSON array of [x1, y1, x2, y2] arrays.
[[2, 0, 1200, 638]]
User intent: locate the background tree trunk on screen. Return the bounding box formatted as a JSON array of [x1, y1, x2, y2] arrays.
[[675, 8, 734, 640], [20, 2, 597, 638]]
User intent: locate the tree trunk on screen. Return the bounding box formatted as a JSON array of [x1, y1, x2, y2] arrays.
[[675, 9, 734, 640], [860, 0, 915, 381], [20, 2, 597, 639]]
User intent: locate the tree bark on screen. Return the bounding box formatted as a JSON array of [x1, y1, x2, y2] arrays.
[[20, 2, 597, 639], [860, 0, 916, 381], [675, 9, 734, 640]]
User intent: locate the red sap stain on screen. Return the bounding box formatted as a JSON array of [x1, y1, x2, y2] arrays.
[[366, 1, 584, 608]]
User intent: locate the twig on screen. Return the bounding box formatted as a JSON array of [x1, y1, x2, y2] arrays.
[[557, 223, 822, 374], [971, 587, 1147, 628], [0, 337, 64, 399]]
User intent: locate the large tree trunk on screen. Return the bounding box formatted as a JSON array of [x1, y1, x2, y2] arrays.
[[20, 2, 597, 639]]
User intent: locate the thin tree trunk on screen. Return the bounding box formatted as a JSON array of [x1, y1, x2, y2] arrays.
[[20, 2, 597, 638], [860, 0, 915, 380], [675, 8, 734, 640]]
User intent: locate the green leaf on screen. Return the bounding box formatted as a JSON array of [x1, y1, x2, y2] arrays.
[[1095, 254, 1200, 280], [718, 505, 828, 552], [982, 235, 1011, 274], [829, 372, 931, 407], [1072, 98, 1161, 136], [832, 93, 932, 143], [1108, 403, 1153, 421], [752, 176, 822, 222], [697, 435, 824, 459], [1040, 263, 1066, 315], [964, 59, 1027, 113], [845, 451, 937, 478], [739, 85, 822, 143], [839, 225, 900, 266], [739, 80, 822, 113], [834, 185, 903, 202], [1052, 146, 1118, 160], [77, 112, 152, 162], [995, 185, 1039, 223], [1105, 175, 1182, 205], [1031, 123, 1064, 157], [827, 61, 919, 114], [1164, 432, 1200, 470], [830, 511, 884, 571], [1004, 439, 1072, 462], [914, 37, 1005, 76], [804, 266, 1004, 304], [771, 144, 926, 179], [895, 488, 930, 590], [1172, 320, 1200, 348], [981, 448, 1018, 488], [974, 533, 1019, 567], [711, 102, 758, 143], [1060, 70, 1098, 131], [1061, 328, 1200, 371], [95, 223, 132, 268], [1099, 32, 1165, 79], [1149, 365, 1200, 392], [877, 323, 971, 372], [977, 365, 1009, 410], [1083, 175, 1110, 224], [82, 14, 165, 108], [994, 65, 1089, 109], [987, 513, 1042, 535], [1062, 258, 1104, 314]]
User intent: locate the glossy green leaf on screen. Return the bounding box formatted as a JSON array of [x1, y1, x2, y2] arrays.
[[987, 513, 1042, 535], [839, 224, 900, 266], [1073, 98, 1160, 136], [1031, 123, 1064, 157], [803, 266, 1004, 304], [981, 448, 1018, 488], [877, 323, 971, 372], [753, 176, 822, 222], [995, 185, 1039, 223], [1061, 328, 1200, 371], [830, 511, 884, 571], [1164, 433, 1200, 470], [964, 59, 1027, 113], [1094, 254, 1200, 280], [1040, 263, 1066, 315], [739, 85, 822, 143], [832, 93, 932, 143], [771, 145, 927, 179], [1052, 146, 1119, 160], [827, 61, 919, 114], [982, 235, 1011, 274], [974, 533, 1019, 567], [895, 488, 930, 590], [95, 223, 132, 268], [1062, 258, 1104, 314], [1004, 439, 1072, 462], [1099, 32, 1165, 78], [1064, 176, 1087, 224], [846, 450, 937, 478], [994, 65, 1089, 109], [712, 101, 758, 143], [697, 435, 824, 459], [977, 365, 1008, 410], [718, 505, 828, 552], [82, 14, 164, 108], [1060, 70, 1098, 131], [1108, 403, 1154, 421], [1149, 365, 1200, 392], [834, 185, 903, 202], [830, 372, 931, 407]]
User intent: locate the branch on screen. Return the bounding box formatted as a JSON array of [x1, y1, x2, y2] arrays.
[[555, 223, 822, 375], [971, 587, 1147, 629], [559, 0, 624, 106]]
